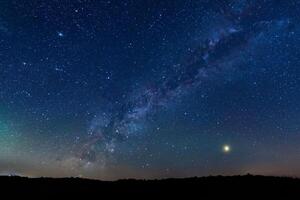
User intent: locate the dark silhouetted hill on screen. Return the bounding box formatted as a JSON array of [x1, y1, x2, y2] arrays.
[[1, 174, 300, 197]]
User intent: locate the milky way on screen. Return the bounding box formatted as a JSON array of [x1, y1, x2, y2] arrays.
[[78, 1, 294, 167]]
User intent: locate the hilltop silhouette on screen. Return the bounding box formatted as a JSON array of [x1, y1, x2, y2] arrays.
[[1, 174, 300, 197]]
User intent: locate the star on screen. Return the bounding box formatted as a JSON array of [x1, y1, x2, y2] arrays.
[[223, 145, 231, 153], [57, 32, 64, 37]]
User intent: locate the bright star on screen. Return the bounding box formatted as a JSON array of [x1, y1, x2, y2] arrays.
[[57, 32, 64, 37], [223, 145, 231, 153]]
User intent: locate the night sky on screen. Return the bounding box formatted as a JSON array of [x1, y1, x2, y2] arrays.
[[1, 0, 300, 180]]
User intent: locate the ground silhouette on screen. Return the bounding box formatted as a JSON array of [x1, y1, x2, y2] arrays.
[[1, 174, 299, 197]]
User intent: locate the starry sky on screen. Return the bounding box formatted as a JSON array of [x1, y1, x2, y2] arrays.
[[1, 0, 300, 180]]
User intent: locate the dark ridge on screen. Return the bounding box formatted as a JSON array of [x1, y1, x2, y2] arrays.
[[1, 174, 300, 197]]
